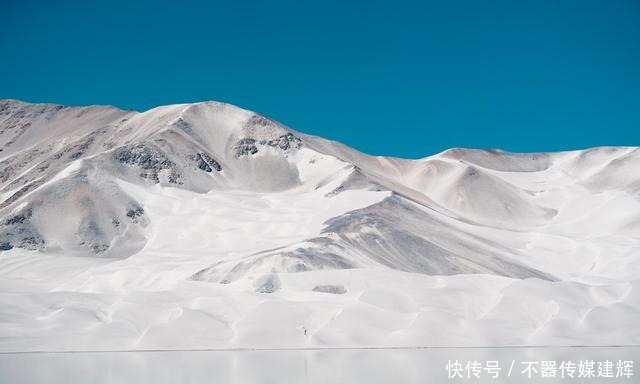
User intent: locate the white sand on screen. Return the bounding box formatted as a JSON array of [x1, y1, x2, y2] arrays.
[[0, 100, 638, 352]]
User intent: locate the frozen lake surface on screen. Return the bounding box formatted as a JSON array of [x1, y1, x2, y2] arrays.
[[1, 346, 637, 383]]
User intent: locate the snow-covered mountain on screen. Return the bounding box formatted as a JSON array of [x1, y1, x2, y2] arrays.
[[0, 99, 638, 351]]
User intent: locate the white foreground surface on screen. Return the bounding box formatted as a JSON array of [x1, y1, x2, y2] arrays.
[[1, 347, 638, 384]]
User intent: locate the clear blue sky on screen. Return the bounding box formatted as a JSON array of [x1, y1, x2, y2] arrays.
[[1, 0, 638, 157]]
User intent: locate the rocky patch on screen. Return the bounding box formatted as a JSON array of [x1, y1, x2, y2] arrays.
[[312, 285, 347, 294], [126, 206, 144, 222], [113, 143, 181, 184], [235, 133, 302, 158], [254, 273, 281, 293], [0, 180, 45, 209], [0, 207, 44, 251], [265, 133, 302, 151], [195, 152, 222, 172], [234, 138, 259, 157]]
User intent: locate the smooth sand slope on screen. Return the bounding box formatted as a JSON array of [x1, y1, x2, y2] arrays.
[[0, 99, 638, 351]]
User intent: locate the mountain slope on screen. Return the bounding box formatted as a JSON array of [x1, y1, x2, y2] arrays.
[[0, 99, 639, 351]]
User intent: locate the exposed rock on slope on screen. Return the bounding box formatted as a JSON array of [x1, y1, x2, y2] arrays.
[[0, 99, 639, 350]]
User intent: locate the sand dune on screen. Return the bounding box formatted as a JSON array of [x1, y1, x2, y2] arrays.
[[0, 99, 638, 351]]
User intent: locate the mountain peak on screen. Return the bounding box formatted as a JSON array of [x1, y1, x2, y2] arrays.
[[0, 99, 639, 351]]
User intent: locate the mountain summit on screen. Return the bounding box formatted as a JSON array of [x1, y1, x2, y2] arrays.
[[0, 100, 638, 350]]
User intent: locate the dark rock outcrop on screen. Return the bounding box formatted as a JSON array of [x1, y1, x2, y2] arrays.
[[113, 143, 181, 184], [266, 133, 302, 151], [0, 207, 44, 251], [126, 206, 144, 222], [195, 152, 222, 172], [235, 133, 302, 158], [234, 138, 259, 157]]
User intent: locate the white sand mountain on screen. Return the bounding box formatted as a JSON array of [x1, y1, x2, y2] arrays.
[[0, 99, 638, 351]]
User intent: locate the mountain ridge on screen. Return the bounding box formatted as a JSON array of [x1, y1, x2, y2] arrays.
[[0, 99, 638, 350]]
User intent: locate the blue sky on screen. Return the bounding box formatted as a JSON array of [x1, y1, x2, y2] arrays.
[[1, 0, 638, 157]]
